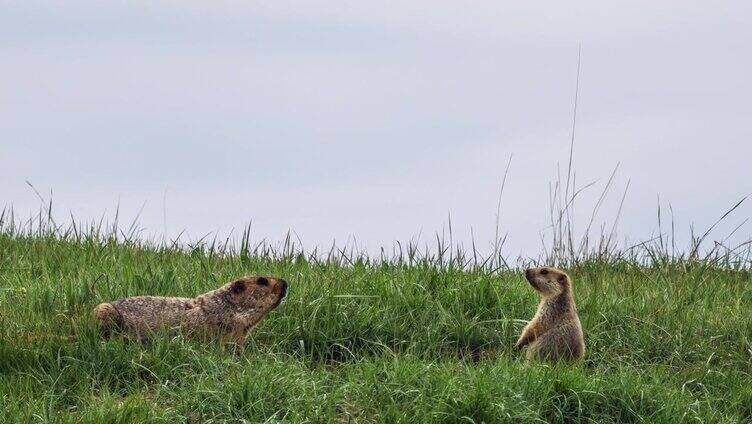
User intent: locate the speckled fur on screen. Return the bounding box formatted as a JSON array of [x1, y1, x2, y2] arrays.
[[515, 267, 585, 361], [93, 276, 287, 350]]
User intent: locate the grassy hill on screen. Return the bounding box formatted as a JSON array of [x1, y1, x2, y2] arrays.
[[1, 229, 751, 422]]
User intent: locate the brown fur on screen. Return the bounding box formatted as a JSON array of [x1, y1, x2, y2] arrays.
[[515, 267, 585, 361], [93, 276, 287, 350]]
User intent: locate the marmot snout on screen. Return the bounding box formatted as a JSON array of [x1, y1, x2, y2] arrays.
[[515, 267, 585, 361], [93, 276, 288, 350]]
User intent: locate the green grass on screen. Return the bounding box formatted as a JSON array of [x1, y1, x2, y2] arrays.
[[1, 231, 751, 423]]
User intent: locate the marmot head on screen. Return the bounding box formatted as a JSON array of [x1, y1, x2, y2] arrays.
[[524, 267, 570, 297], [225, 276, 288, 314]]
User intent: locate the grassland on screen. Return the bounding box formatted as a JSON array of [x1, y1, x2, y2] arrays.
[[1, 223, 751, 423]]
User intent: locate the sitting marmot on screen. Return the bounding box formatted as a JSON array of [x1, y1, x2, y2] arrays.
[[93, 276, 287, 350], [515, 267, 584, 361]]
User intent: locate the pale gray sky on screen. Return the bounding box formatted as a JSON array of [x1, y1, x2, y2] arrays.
[[2, 1, 751, 259]]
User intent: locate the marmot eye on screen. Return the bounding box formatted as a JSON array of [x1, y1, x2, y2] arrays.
[[540, 269, 549, 275], [256, 277, 269, 286]]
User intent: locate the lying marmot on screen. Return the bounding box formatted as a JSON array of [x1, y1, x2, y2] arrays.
[[93, 276, 287, 349], [515, 267, 585, 361]]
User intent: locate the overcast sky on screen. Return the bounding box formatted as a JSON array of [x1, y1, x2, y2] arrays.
[[2, 1, 751, 260]]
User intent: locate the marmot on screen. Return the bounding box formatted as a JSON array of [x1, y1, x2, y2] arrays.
[[514, 267, 584, 361], [93, 276, 287, 350]]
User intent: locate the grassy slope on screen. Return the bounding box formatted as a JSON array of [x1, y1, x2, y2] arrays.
[[0, 234, 751, 423]]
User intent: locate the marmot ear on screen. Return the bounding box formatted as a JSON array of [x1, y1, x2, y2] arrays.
[[230, 280, 246, 295], [557, 276, 567, 284]]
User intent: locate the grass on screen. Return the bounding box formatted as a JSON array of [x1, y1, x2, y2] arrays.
[[1, 217, 751, 423]]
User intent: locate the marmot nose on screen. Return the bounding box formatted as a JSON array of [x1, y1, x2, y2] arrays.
[[279, 279, 288, 297]]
